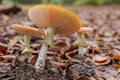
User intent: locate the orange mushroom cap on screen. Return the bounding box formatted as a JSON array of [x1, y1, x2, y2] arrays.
[[11, 24, 45, 36], [28, 5, 82, 35]]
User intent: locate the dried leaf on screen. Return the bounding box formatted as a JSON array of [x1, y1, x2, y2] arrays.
[[94, 70, 104, 80], [92, 54, 111, 65], [89, 77, 96, 80], [0, 55, 16, 61], [47, 51, 58, 56], [29, 55, 38, 65], [54, 39, 71, 54], [0, 42, 8, 53], [66, 49, 79, 62], [112, 55, 120, 61], [112, 49, 120, 55], [76, 75, 90, 80], [107, 76, 116, 80], [50, 61, 67, 67], [94, 69, 120, 80], [0, 62, 11, 73], [8, 37, 18, 47], [118, 68, 120, 73], [113, 64, 120, 69]]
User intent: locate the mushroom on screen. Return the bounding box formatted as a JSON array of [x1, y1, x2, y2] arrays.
[[28, 5, 82, 72], [11, 24, 45, 55], [73, 27, 93, 55]]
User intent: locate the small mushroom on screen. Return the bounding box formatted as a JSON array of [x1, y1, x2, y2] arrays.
[[11, 24, 44, 55], [73, 27, 93, 55], [28, 5, 82, 72]]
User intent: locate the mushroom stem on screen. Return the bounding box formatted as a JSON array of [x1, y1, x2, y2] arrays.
[[35, 27, 54, 72], [22, 35, 34, 54], [73, 32, 85, 55], [35, 43, 48, 72], [44, 27, 54, 48], [74, 27, 93, 55]]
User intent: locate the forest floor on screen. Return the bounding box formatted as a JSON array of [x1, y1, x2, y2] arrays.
[[0, 5, 120, 80]]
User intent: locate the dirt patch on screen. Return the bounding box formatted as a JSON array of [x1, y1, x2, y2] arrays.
[[4, 60, 68, 80]]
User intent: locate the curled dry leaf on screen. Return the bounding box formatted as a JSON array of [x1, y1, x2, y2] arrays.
[[112, 49, 120, 55], [113, 64, 120, 69], [0, 55, 16, 61], [50, 61, 67, 68], [92, 54, 111, 66], [107, 76, 117, 80], [0, 62, 11, 73], [65, 49, 79, 62], [8, 37, 18, 47], [29, 55, 38, 65], [47, 51, 58, 56], [112, 55, 120, 61], [54, 39, 71, 54], [86, 43, 100, 55], [76, 75, 90, 80], [94, 69, 120, 80], [0, 42, 8, 53], [94, 70, 105, 80]]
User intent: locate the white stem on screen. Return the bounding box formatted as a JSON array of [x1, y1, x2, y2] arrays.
[[35, 43, 48, 72], [22, 35, 34, 54], [35, 27, 54, 72], [44, 27, 54, 48], [74, 32, 85, 55], [24, 35, 31, 48], [78, 32, 84, 55], [78, 46, 84, 55]]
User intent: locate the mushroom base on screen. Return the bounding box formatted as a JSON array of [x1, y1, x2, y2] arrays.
[[22, 35, 35, 54], [35, 43, 48, 72]]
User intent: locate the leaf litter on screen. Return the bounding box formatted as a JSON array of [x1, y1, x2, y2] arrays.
[[0, 5, 120, 80]]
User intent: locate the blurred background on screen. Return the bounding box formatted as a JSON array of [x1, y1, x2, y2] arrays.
[[1, 0, 120, 6]]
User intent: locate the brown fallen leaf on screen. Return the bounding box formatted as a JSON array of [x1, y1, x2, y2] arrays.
[[0, 55, 16, 61], [54, 39, 71, 54], [92, 54, 111, 66], [8, 37, 18, 47], [89, 77, 96, 80], [86, 43, 100, 54], [47, 51, 58, 56], [113, 64, 120, 69], [94, 70, 104, 80], [112, 55, 120, 61], [107, 76, 116, 80], [50, 61, 67, 68], [112, 49, 120, 55], [94, 69, 120, 80], [0, 42, 8, 53], [118, 68, 120, 73], [29, 55, 38, 65], [76, 75, 90, 80], [65, 49, 79, 62], [0, 62, 11, 73]]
